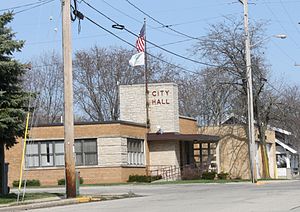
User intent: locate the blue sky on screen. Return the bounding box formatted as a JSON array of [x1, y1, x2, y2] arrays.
[[2, 0, 300, 86]]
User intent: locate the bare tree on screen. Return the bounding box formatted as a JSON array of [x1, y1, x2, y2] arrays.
[[23, 51, 63, 124], [178, 68, 235, 126], [190, 17, 276, 178], [74, 46, 182, 121], [272, 85, 300, 149]]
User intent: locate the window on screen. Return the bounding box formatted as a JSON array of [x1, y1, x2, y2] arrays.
[[75, 139, 98, 166], [127, 138, 144, 165], [25, 139, 97, 168], [41, 142, 53, 166], [26, 143, 39, 167], [55, 142, 65, 166]]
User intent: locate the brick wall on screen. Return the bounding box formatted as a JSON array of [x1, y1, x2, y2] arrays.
[[5, 122, 147, 186], [199, 125, 277, 179], [12, 166, 146, 186], [30, 122, 146, 140], [179, 116, 198, 134]]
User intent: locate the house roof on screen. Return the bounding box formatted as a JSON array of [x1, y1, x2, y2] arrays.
[[147, 132, 220, 143], [276, 139, 297, 154], [271, 127, 292, 135]]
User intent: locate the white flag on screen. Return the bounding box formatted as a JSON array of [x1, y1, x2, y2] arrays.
[[129, 52, 145, 66]]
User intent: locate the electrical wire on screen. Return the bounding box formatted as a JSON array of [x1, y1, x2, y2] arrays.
[[83, 15, 198, 74], [279, 0, 300, 36], [270, 40, 297, 63], [100, 0, 241, 36], [125, 0, 204, 41], [101, 0, 141, 24], [81, 0, 182, 38], [262, 0, 300, 49], [14, 0, 56, 14], [148, 38, 194, 49], [0, 0, 52, 12], [79, 0, 220, 67]]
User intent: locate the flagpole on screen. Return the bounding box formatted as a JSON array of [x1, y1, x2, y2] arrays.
[[144, 18, 149, 128], [143, 18, 151, 174]]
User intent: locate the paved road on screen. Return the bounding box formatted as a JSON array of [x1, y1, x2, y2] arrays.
[[20, 180, 300, 212]]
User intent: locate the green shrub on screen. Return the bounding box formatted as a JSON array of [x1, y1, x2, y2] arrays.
[[127, 175, 162, 183], [57, 179, 65, 185], [217, 172, 229, 180], [57, 177, 84, 185], [12, 179, 41, 187], [201, 171, 216, 180]]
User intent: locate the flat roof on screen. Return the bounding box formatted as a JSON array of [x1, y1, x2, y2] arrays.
[[147, 132, 219, 142], [34, 120, 146, 128]]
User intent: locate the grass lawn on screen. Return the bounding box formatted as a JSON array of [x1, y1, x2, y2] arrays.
[[0, 192, 62, 205], [82, 179, 250, 187], [150, 179, 250, 184]]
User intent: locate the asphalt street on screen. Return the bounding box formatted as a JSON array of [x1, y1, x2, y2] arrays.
[[17, 180, 300, 212]]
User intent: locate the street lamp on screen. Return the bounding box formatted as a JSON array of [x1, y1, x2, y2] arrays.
[[251, 34, 287, 48]]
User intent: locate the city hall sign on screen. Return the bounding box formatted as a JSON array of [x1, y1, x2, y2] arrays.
[[150, 90, 171, 105]]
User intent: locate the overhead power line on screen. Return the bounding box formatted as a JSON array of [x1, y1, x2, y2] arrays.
[[279, 0, 300, 37], [83, 15, 199, 74], [125, 0, 204, 41], [100, 0, 241, 37], [97, 0, 184, 38], [79, 0, 219, 67], [262, 0, 300, 49], [14, 0, 55, 14], [0, 0, 52, 12]]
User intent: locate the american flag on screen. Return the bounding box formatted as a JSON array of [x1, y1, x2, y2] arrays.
[[136, 23, 145, 52]]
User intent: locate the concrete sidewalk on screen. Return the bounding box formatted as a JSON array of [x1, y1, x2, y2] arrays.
[[0, 193, 138, 211], [0, 196, 80, 212]]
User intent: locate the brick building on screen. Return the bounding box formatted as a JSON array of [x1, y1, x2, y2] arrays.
[[5, 83, 278, 186]]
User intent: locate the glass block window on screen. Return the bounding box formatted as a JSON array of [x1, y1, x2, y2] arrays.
[[127, 138, 144, 165]]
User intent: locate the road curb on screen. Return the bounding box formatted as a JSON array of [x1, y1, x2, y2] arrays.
[[0, 198, 78, 211], [0, 194, 136, 211]]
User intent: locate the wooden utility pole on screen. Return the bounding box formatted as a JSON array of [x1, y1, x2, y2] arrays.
[[62, 0, 76, 197], [242, 0, 257, 183]]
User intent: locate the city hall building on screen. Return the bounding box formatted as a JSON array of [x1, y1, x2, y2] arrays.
[[5, 83, 278, 186]]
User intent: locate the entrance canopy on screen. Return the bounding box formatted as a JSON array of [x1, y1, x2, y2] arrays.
[[147, 132, 219, 143]]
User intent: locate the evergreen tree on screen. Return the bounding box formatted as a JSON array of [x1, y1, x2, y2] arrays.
[[0, 12, 28, 194]]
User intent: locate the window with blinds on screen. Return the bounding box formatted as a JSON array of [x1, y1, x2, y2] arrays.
[[75, 139, 98, 166], [25, 139, 98, 168]]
